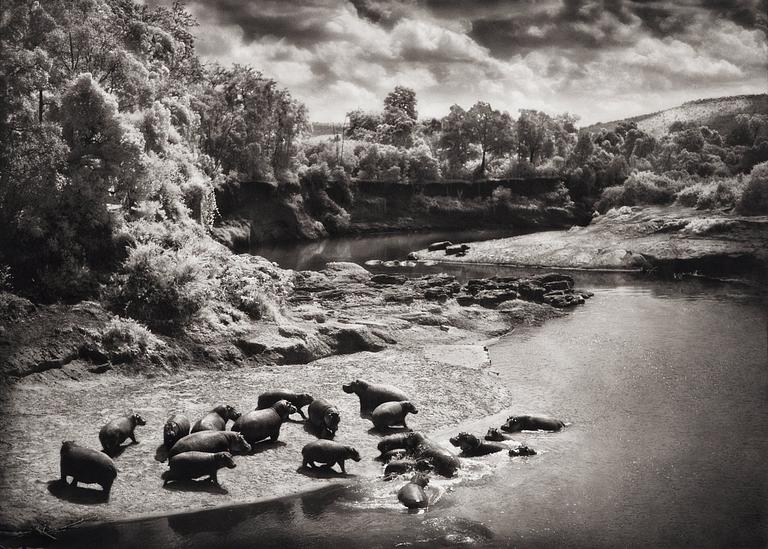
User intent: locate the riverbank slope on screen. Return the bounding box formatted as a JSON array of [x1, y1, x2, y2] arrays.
[[415, 205, 768, 276]]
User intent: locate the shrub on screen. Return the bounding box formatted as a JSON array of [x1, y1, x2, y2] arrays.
[[100, 316, 164, 360], [737, 161, 768, 215], [106, 242, 216, 333], [595, 171, 677, 212]]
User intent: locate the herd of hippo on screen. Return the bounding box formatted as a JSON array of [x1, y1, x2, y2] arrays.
[[58, 379, 565, 511]]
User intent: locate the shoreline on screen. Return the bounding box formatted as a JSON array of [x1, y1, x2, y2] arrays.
[[0, 262, 580, 537]]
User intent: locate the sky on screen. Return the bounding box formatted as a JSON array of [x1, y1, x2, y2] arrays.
[[166, 0, 767, 124]]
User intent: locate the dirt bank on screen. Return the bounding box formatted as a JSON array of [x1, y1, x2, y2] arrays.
[[0, 262, 583, 536], [414, 205, 768, 277]]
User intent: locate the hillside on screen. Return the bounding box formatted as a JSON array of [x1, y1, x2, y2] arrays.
[[586, 94, 768, 137]]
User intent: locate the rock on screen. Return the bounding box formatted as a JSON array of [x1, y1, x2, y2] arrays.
[[324, 262, 371, 279], [318, 324, 387, 354], [445, 244, 470, 256], [371, 274, 407, 285], [428, 241, 452, 252], [472, 290, 520, 308], [543, 280, 572, 292]]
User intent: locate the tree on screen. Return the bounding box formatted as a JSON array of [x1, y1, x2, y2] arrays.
[[383, 86, 417, 121], [438, 105, 476, 177], [465, 102, 515, 177], [380, 86, 418, 147], [517, 109, 555, 165]]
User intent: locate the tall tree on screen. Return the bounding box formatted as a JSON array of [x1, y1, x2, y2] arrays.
[[465, 102, 515, 177]]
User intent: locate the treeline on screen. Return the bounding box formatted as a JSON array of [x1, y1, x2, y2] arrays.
[[301, 87, 768, 193], [1, 0, 766, 310], [0, 0, 307, 302]]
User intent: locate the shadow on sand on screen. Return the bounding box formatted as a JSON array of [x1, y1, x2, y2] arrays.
[[161, 479, 229, 495], [47, 479, 110, 504]]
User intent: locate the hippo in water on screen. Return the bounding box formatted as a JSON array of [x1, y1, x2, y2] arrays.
[[397, 473, 430, 509], [501, 415, 565, 433], [449, 432, 506, 456], [404, 432, 461, 478]]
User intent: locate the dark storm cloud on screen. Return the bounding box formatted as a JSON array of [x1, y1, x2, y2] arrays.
[[189, 0, 341, 47], [464, 0, 766, 58]]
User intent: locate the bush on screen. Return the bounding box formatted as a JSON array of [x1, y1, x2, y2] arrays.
[[101, 316, 164, 360], [106, 242, 216, 333], [737, 161, 768, 215], [676, 178, 744, 210], [595, 171, 677, 212]]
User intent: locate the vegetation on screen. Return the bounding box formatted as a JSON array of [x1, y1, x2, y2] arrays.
[[1, 0, 765, 331]]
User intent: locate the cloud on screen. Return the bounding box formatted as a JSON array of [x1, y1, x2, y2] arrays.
[[174, 0, 766, 124]]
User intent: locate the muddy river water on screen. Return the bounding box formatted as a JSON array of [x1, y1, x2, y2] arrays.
[[47, 231, 767, 548]]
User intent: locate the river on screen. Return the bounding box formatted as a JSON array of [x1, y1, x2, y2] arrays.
[[47, 231, 767, 548]]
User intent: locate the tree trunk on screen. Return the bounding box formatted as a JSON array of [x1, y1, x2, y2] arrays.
[[38, 89, 43, 123]]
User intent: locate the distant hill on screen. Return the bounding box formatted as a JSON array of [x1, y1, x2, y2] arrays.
[[585, 94, 768, 138]]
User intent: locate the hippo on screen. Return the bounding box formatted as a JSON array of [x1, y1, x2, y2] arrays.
[[301, 440, 361, 473], [397, 473, 430, 509], [257, 391, 314, 420], [404, 432, 461, 478], [501, 415, 565, 433], [449, 432, 506, 456], [484, 427, 517, 442], [342, 379, 408, 418], [384, 458, 432, 480], [60, 441, 117, 494], [164, 414, 191, 450], [232, 400, 296, 445], [377, 433, 411, 457], [99, 412, 147, 456], [162, 451, 236, 486], [169, 431, 251, 458], [371, 401, 418, 431], [191, 405, 241, 433], [308, 398, 340, 438], [509, 445, 537, 457]]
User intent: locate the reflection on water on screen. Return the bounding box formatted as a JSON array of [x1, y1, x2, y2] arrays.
[[43, 231, 768, 548]]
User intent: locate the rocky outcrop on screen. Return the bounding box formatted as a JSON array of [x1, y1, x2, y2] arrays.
[[414, 205, 768, 278]]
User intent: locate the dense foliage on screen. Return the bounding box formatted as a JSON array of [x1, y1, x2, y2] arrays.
[[0, 0, 306, 308], [1, 0, 765, 324]]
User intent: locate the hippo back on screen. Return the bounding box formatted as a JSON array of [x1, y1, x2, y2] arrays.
[[61, 443, 117, 483]]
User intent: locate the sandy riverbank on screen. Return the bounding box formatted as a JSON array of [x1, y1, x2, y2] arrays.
[[0, 261, 578, 536]]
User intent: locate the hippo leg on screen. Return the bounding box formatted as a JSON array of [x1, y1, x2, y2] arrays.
[[210, 472, 219, 485], [270, 432, 279, 442], [130, 431, 138, 444], [302, 458, 312, 469], [297, 410, 308, 420], [402, 419, 409, 429], [102, 480, 113, 493], [338, 460, 346, 474], [70, 479, 78, 487]]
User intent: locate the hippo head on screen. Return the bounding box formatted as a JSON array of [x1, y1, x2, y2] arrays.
[[132, 413, 147, 426], [231, 434, 252, 454], [501, 416, 523, 433], [215, 452, 237, 469], [449, 432, 480, 452], [214, 405, 241, 421], [273, 400, 298, 419], [342, 379, 368, 395], [509, 445, 536, 457], [485, 428, 505, 441], [402, 402, 418, 414], [325, 409, 340, 433], [297, 393, 314, 408], [410, 472, 430, 487], [61, 440, 77, 454], [346, 447, 362, 462], [404, 432, 427, 450]]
